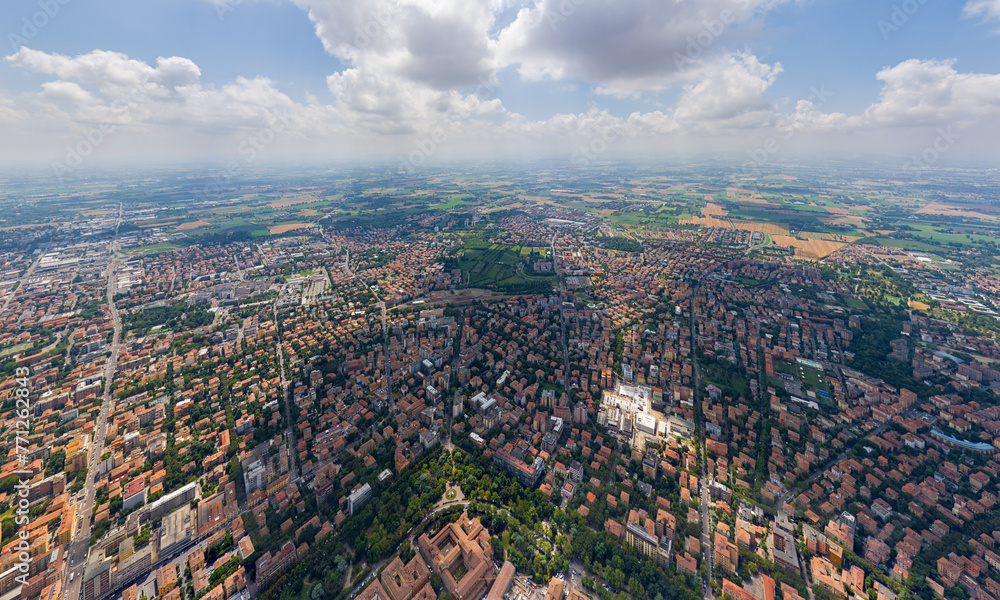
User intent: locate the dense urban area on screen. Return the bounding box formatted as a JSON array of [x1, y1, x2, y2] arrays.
[[2, 163, 1000, 600]]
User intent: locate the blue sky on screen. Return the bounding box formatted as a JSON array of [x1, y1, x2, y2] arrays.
[[2, 0, 1000, 168]]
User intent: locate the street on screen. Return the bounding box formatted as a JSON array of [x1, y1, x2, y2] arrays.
[[692, 286, 715, 600], [64, 203, 123, 600]]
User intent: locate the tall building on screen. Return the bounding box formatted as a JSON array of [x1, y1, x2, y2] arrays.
[[348, 483, 372, 515], [244, 460, 266, 494], [625, 523, 659, 559]]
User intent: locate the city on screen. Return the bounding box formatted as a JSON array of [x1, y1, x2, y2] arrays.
[[1, 4, 1000, 600], [0, 163, 998, 600]]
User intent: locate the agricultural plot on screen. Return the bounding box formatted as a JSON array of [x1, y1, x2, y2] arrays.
[[897, 223, 999, 246], [770, 235, 847, 259]]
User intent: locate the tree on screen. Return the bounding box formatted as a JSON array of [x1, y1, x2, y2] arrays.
[[310, 582, 325, 600], [629, 576, 647, 600], [399, 539, 415, 563], [430, 573, 443, 593], [608, 568, 626, 591]]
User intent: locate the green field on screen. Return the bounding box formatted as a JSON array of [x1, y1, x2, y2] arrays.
[[866, 237, 941, 252], [799, 364, 829, 391], [0, 342, 33, 358], [897, 223, 998, 246], [843, 297, 867, 309], [122, 243, 183, 255], [775, 359, 830, 395], [435, 196, 472, 210], [451, 240, 555, 293]]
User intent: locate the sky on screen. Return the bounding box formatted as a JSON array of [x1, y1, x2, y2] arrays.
[[2, 0, 1000, 172]]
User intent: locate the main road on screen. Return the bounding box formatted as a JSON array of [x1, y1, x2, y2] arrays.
[[692, 284, 714, 600], [64, 203, 123, 600], [551, 234, 571, 391], [274, 301, 299, 481], [1, 255, 41, 316]]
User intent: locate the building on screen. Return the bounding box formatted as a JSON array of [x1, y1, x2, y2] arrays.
[[156, 565, 178, 596], [256, 542, 296, 586], [122, 480, 146, 512], [159, 507, 193, 557], [769, 528, 800, 574], [811, 557, 847, 598], [417, 513, 493, 600], [487, 561, 516, 600], [676, 553, 697, 576], [715, 532, 738, 575], [380, 555, 430, 600], [116, 546, 153, 591], [147, 481, 198, 521], [82, 553, 113, 600], [244, 460, 266, 494], [66, 435, 91, 473], [493, 449, 543, 488], [358, 580, 390, 600], [625, 523, 659, 559], [348, 483, 373, 515]]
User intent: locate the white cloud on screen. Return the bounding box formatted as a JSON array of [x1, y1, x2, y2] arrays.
[[863, 59, 1000, 126], [290, 0, 795, 133], [6, 48, 201, 102], [496, 0, 786, 96], [3, 48, 358, 164], [5, 42, 1000, 164], [963, 0, 1000, 31], [325, 67, 503, 134], [41, 81, 98, 106], [292, 0, 503, 89], [283, 0, 512, 134], [672, 53, 782, 126]]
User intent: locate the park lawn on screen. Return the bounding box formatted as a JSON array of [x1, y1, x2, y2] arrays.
[[844, 297, 867, 309], [799, 364, 829, 392], [0, 342, 33, 358], [435, 197, 471, 210]]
